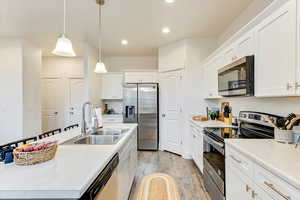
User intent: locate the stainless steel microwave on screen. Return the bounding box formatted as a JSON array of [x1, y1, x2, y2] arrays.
[[218, 56, 254, 97]]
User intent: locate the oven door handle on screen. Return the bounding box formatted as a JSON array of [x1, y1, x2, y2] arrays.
[[205, 135, 224, 148]]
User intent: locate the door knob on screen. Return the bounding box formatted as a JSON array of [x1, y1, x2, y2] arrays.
[[162, 114, 166, 117], [70, 112, 74, 115], [54, 112, 58, 115], [70, 107, 74, 110]]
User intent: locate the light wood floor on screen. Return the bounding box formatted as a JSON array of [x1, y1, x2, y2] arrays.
[[129, 151, 211, 200]]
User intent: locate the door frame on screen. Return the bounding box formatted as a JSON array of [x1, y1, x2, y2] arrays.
[[159, 69, 184, 155]]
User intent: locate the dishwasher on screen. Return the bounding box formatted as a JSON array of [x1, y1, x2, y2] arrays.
[[80, 154, 119, 200]]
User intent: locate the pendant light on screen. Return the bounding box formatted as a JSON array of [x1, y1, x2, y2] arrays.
[[94, 0, 107, 73], [52, 0, 76, 57]]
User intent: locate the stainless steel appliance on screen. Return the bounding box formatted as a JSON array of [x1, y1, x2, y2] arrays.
[[80, 154, 119, 200], [218, 56, 255, 97], [123, 83, 159, 150], [203, 111, 283, 200]]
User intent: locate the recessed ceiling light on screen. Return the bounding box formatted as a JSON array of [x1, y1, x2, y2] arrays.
[[162, 27, 170, 34], [121, 40, 128, 45], [165, 0, 175, 3]]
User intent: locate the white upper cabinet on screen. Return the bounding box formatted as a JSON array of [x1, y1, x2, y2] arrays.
[[204, 55, 223, 99], [124, 72, 158, 83], [223, 30, 255, 66], [235, 30, 255, 59], [159, 40, 186, 72], [101, 73, 123, 99], [223, 46, 236, 66], [255, 0, 297, 97]]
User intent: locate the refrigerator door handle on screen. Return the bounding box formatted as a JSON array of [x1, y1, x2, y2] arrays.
[[125, 106, 129, 118]]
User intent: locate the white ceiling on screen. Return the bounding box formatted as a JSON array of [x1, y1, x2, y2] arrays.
[[0, 0, 253, 56]]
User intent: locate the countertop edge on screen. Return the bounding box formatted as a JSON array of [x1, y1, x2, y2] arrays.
[[225, 140, 300, 191]]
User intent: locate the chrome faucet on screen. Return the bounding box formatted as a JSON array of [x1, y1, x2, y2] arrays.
[[81, 102, 99, 135]]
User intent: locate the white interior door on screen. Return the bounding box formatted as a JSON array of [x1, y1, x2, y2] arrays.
[[41, 78, 64, 132], [160, 70, 183, 155], [67, 79, 85, 126]]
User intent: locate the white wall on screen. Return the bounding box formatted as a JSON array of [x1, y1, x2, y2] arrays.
[[22, 40, 42, 138], [84, 43, 102, 106], [206, 97, 300, 118], [218, 0, 273, 45], [103, 56, 158, 72], [0, 38, 41, 145], [0, 39, 23, 144], [42, 57, 84, 78]]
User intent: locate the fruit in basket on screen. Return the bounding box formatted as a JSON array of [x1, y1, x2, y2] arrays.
[[15, 141, 56, 152]]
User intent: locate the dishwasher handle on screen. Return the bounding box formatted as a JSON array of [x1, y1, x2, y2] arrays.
[[80, 154, 119, 200]]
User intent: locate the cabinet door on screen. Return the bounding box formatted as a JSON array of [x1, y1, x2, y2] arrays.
[[226, 163, 253, 200], [195, 128, 204, 173], [236, 30, 255, 58], [223, 46, 236, 65], [204, 61, 215, 98], [203, 64, 211, 98], [255, 0, 297, 97], [118, 146, 131, 200], [211, 55, 223, 98], [124, 72, 158, 83], [102, 74, 123, 99], [191, 126, 198, 162]]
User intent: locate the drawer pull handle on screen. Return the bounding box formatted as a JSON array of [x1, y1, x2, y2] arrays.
[[264, 181, 291, 200], [230, 155, 242, 164]]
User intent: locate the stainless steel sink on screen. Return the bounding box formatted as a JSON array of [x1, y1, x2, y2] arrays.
[[91, 128, 129, 136], [63, 135, 123, 145]]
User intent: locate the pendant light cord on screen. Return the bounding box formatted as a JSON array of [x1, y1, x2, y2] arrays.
[[63, 0, 66, 35], [98, 3, 102, 62]]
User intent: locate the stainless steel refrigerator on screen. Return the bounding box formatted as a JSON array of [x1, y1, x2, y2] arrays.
[[123, 83, 159, 150]]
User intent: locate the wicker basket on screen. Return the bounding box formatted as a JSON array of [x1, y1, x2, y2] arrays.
[[13, 144, 57, 166]]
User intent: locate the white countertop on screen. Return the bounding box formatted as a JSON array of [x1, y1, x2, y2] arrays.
[[226, 139, 300, 191], [190, 119, 237, 128], [0, 123, 138, 199]]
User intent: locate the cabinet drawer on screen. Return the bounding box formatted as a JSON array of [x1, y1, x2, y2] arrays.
[[254, 163, 300, 200], [226, 147, 254, 178], [102, 115, 123, 123]]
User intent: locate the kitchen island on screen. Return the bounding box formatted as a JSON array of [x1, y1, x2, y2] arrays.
[[0, 123, 138, 199]]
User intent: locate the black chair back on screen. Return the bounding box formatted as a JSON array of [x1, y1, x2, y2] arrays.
[[64, 124, 79, 131], [38, 128, 62, 139], [0, 136, 38, 150]]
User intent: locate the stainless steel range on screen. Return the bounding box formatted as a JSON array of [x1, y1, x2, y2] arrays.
[[203, 111, 283, 200]]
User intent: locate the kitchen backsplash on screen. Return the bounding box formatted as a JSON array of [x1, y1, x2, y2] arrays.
[[102, 100, 123, 114], [206, 97, 300, 117]]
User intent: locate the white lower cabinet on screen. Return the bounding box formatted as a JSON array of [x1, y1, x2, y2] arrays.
[[226, 145, 299, 200], [117, 129, 137, 200], [190, 123, 204, 173], [226, 162, 253, 200]]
